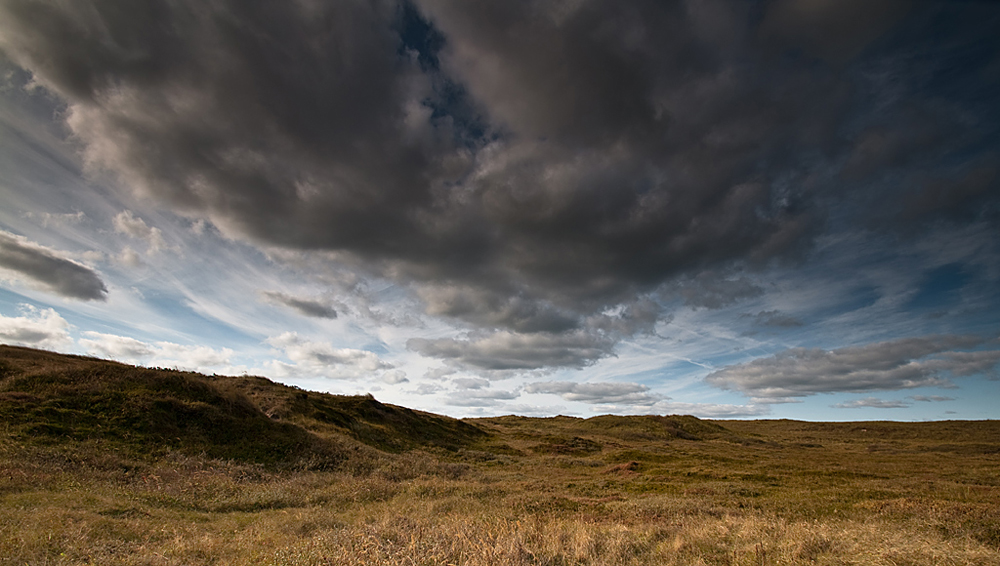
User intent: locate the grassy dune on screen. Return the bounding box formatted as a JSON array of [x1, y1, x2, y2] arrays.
[[2, 345, 999, 565]]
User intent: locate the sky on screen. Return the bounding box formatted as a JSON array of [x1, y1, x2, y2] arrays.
[[0, 0, 998, 421]]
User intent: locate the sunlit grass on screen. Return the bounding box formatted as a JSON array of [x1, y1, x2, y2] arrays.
[[2, 345, 1000, 565]]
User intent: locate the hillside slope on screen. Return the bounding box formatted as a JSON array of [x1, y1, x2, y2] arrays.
[[0, 345, 484, 465]]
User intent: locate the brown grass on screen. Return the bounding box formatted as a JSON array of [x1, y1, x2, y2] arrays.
[[2, 345, 999, 565]]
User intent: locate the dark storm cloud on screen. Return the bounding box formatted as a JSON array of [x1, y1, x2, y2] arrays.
[[706, 335, 998, 400], [898, 164, 1000, 228], [0, 0, 820, 318], [2, 0, 998, 370], [0, 231, 107, 300], [759, 0, 913, 65], [261, 291, 337, 319]]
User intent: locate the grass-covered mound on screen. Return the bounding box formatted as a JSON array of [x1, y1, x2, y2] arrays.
[[221, 374, 486, 453], [0, 345, 483, 465]]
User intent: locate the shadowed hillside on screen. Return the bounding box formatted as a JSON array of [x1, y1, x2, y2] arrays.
[[0, 345, 484, 465]]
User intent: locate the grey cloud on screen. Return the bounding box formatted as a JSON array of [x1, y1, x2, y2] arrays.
[[909, 395, 954, 403], [586, 296, 664, 336], [412, 383, 445, 395], [416, 283, 578, 333], [444, 388, 520, 407], [407, 330, 615, 371], [706, 335, 990, 399], [842, 120, 951, 182], [832, 397, 910, 409], [0, 230, 107, 300], [930, 350, 1000, 378], [670, 272, 764, 310], [759, 0, 912, 65], [742, 310, 804, 328], [381, 370, 409, 385], [452, 377, 489, 390], [407, 297, 659, 375], [261, 291, 338, 319], [898, 164, 1000, 229], [525, 381, 661, 406]]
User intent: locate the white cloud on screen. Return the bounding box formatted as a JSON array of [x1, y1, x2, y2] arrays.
[[265, 331, 398, 380], [0, 305, 72, 349], [117, 246, 142, 267], [79, 331, 154, 359], [78, 331, 233, 370], [153, 341, 234, 368], [113, 211, 170, 254]]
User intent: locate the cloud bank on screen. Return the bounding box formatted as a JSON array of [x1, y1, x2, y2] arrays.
[[706, 336, 1000, 400], [0, 0, 829, 329]]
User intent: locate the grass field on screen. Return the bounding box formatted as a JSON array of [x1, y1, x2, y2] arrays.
[[2, 345, 999, 565]]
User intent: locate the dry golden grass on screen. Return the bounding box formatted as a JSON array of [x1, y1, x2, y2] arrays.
[[2, 345, 999, 565]]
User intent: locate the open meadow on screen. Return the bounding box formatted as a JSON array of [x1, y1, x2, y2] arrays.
[[2, 345, 999, 565]]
